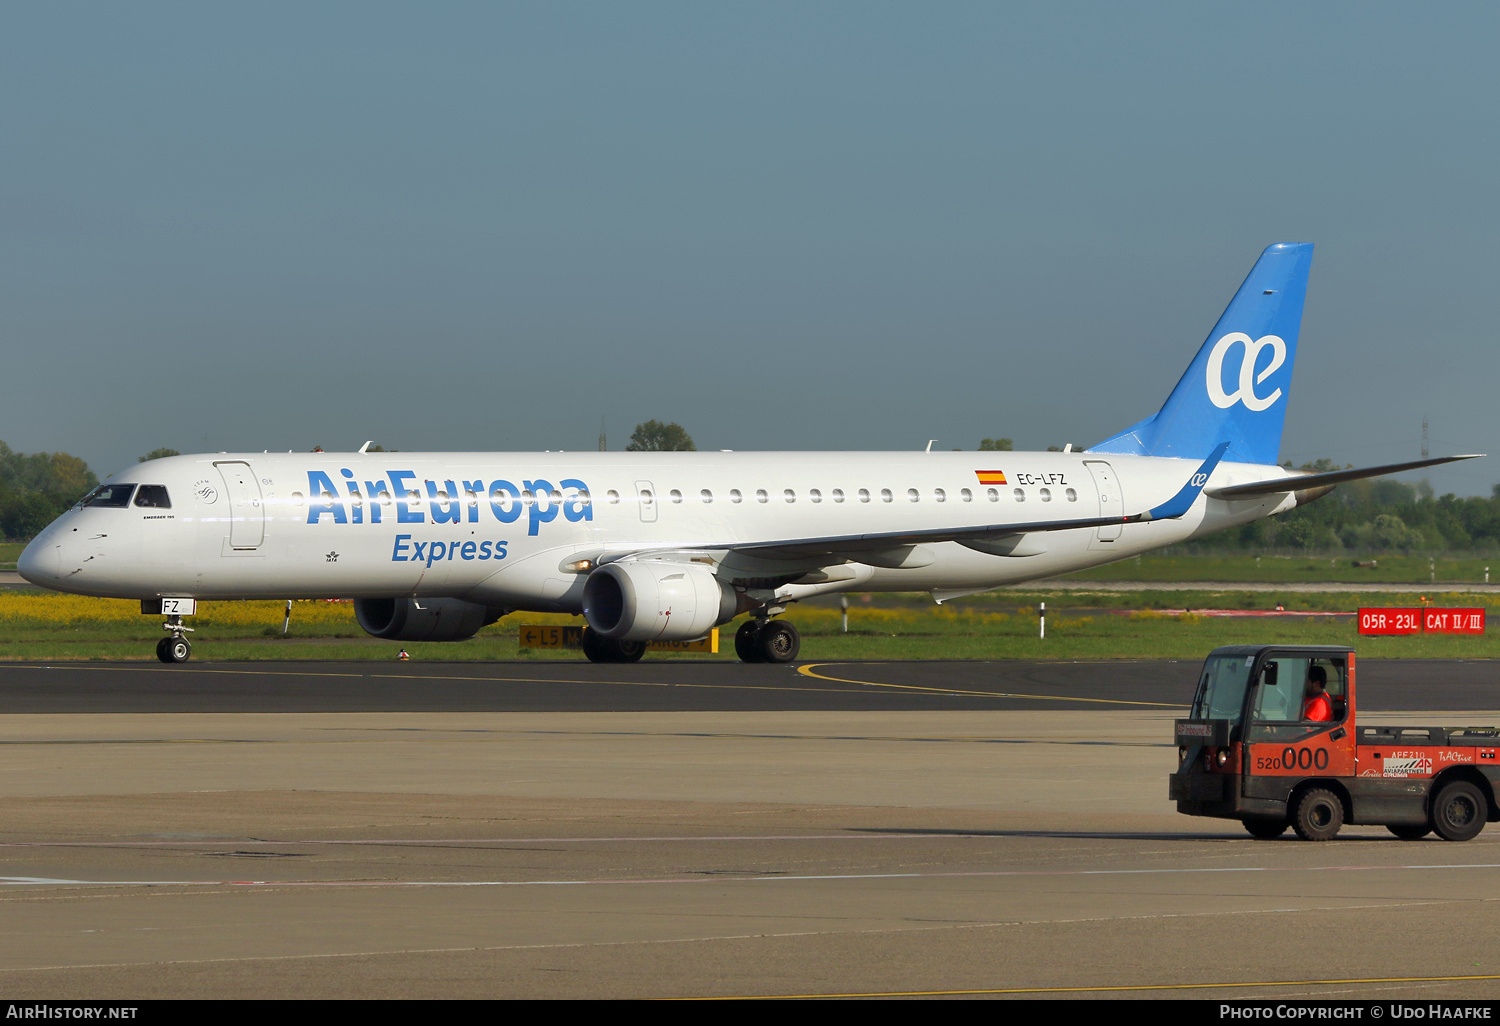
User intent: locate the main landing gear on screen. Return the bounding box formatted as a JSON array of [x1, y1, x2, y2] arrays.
[[581, 627, 646, 664], [734, 618, 800, 664], [156, 615, 193, 664]]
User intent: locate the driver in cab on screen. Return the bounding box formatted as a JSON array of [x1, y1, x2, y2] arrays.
[[1302, 665, 1333, 722]]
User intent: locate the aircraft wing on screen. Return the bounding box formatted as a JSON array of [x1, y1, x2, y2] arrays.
[[726, 443, 1230, 562], [1205, 454, 1484, 499]]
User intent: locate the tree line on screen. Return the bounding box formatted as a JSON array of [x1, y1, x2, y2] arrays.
[[1210, 463, 1500, 554], [0, 442, 99, 540]]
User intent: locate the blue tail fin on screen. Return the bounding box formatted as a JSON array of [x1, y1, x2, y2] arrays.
[[1088, 242, 1313, 465]]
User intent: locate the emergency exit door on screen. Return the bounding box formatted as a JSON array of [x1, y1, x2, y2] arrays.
[[635, 480, 657, 523], [1084, 460, 1123, 542]]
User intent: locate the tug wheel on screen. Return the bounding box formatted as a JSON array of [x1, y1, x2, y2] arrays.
[[1242, 818, 1288, 840], [1431, 781, 1487, 842], [1291, 788, 1343, 842], [1387, 824, 1432, 840]]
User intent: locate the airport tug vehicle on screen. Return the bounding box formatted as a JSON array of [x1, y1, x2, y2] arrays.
[[1170, 645, 1500, 841]]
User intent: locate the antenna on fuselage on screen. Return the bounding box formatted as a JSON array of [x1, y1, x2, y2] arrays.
[[599, 417, 607, 452], [359, 440, 373, 454]]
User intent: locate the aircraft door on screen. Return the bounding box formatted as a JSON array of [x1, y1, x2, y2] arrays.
[[635, 480, 657, 523], [1084, 460, 1123, 542], [215, 461, 265, 549]]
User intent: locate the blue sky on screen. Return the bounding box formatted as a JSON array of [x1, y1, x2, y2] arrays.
[[2, 2, 1495, 494]]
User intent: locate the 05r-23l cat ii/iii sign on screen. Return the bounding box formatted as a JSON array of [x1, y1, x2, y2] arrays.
[[18, 243, 1481, 664]]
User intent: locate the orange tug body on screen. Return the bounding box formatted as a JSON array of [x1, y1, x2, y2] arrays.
[[1170, 645, 1499, 841]]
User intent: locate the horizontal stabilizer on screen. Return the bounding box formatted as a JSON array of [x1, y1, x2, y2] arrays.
[[1206, 454, 1485, 499]]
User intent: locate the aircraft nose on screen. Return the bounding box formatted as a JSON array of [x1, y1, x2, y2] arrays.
[[17, 534, 60, 585]]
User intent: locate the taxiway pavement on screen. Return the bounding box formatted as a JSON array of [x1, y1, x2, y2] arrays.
[[1, 659, 1499, 999], [1, 657, 1495, 713]]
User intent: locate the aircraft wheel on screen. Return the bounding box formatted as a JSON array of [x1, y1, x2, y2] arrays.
[[756, 620, 800, 664], [1242, 817, 1288, 839], [581, 627, 611, 663], [1291, 787, 1343, 841], [163, 637, 192, 664], [155, 638, 171, 663], [734, 621, 763, 663], [1431, 781, 1487, 842], [1387, 823, 1432, 840], [581, 629, 646, 664]]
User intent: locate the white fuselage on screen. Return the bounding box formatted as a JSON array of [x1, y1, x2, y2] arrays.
[[20, 450, 1297, 611]]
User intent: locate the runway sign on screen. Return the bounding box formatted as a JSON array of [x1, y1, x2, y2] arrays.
[[519, 624, 720, 653], [1358, 607, 1484, 636]]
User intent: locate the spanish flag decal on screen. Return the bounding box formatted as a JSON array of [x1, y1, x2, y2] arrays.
[[975, 470, 1007, 485]]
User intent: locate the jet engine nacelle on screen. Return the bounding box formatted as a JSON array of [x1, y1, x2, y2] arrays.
[[581, 560, 739, 642], [353, 597, 505, 642]]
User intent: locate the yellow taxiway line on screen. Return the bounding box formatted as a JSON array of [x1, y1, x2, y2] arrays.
[[797, 662, 1180, 707]]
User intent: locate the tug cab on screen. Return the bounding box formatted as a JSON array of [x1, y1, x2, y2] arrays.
[[1170, 645, 1499, 841]]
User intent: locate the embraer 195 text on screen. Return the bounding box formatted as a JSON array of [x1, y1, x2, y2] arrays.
[[18, 244, 1480, 663]]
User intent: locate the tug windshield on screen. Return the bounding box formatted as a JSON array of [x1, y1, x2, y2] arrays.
[[1191, 655, 1255, 722]]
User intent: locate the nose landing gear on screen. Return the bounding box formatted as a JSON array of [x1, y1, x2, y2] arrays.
[[156, 615, 194, 664]]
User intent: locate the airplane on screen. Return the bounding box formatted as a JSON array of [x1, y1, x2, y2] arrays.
[[17, 242, 1480, 665]]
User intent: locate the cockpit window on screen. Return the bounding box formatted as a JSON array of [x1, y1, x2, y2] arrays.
[[133, 485, 171, 509], [81, 484, 137, 508]]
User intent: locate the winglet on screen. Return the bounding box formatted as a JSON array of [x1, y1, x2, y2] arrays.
[[1139, 442, 1230, 522]]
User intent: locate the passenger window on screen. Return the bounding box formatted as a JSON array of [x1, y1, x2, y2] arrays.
[[832, 489, 844, 503], [1011, 488, 1023, 502], [961, 488, 972, 502], [1039, 488, 1051, 502], [669, 489, 682, 504], [809, 489, 822, 503], [756, 489, 768, 503], [730, 489, 742, 503], [934, 488, 946, 502], [133, 485, 171, 509], [987, 488, 999, 502], [880, 488, 893, 503], [784, 489, 796, 503], [606, 490, 620, 504], [907, 488, 919, 503], [83, 484, 136, 508], [700, 489, 713, 503], [858, 489, 870, 503], [1065, 487, 1077, 502]]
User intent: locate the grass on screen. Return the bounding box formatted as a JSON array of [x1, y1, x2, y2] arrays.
[[1064, 552, 1499, 585], [0, 592, 1494, 662]]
